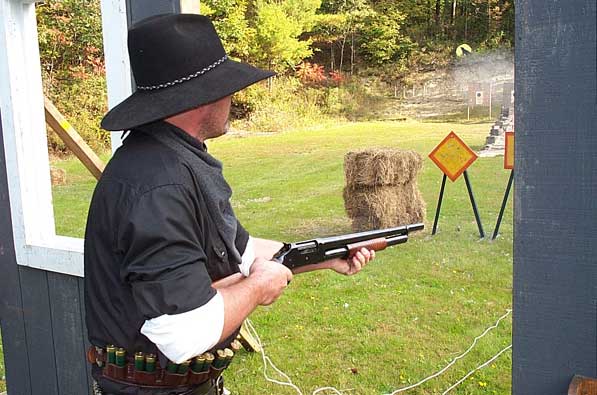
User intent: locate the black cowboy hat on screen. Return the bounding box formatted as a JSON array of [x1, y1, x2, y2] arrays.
[[101, 13, 274, 131]]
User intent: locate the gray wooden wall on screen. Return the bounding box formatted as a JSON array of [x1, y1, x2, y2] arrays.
[[126, 0, 180, 27], [513, 0, 597, 394], [0, 113, 92, 394]]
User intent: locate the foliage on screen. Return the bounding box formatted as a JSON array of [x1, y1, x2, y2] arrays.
[[315, 0, 515, 72], [296, 62, 328, 85], [251, 0, 320, 71], [230, 74, 394, 132], [358, 5, 412, 65], [232, 77, 328, 132], [36, 0, 104, 80], [36, 0, 107, 154], [296, 62, 345, 86], [203, 0, 320, 72], [201, 0, 256, 60], [43, 71, 109, 155]]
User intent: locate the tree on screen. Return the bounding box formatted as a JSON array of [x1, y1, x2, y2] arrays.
[[201, 0, 256, 60], [36, 0, 104, 81], [251, 0, 321, 72], [358, 4, 411, 65]]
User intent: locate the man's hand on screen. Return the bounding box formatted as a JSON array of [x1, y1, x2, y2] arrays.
[[249, 257, 293, 305], [326, 247, 376, 276]]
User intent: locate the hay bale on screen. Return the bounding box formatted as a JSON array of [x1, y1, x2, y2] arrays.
[[343, 185, 426, 230], [344, 149, 422, 188], [50, 167, 66, 186], [343, 148, 425, 231]]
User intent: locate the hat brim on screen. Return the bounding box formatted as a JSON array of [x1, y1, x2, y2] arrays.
[[101, 59, 275, 131]]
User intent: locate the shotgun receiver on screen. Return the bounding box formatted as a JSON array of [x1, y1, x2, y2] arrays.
[[273, 223, 424, 269]]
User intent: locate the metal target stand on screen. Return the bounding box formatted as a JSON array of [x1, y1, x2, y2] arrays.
[[429, 132, 484, 238]]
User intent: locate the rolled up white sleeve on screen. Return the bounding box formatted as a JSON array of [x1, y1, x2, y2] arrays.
[[238, 236, 255, 277], [140, 291, 224, 363]]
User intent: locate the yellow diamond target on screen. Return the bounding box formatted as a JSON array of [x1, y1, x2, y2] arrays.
[[428, 131, 478, 181]]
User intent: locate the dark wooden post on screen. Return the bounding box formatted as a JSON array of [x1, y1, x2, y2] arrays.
[[513, 1, 597, 394], [0, 110, 34, 395]]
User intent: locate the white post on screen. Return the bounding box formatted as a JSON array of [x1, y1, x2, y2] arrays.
[[0, 0, 55, 244], [0, 0, 84, 276], [101, 0, 132, 154], [489, 81, 493, 119], [180, 0, 200, 13]]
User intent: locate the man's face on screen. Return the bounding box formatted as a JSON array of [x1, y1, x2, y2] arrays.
[[202, 95, 232, 140]]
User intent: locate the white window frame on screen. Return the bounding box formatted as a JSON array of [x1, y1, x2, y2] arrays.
[[0, 0, 131, 277]]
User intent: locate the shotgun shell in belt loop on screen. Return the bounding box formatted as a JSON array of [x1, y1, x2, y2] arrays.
[[204, 352, 215, 369], [214, 349, 227, 368], [166, 360, 179, 373], [178, 360, 191, 374], [134, 352, 145, 371], [145, 354, 156, 372], [106, 345, 116, 364], [223, 348, 234, 367], [192, 355, 206, 373], [115, 348, 126, 367], [230, 340, 242, 353]]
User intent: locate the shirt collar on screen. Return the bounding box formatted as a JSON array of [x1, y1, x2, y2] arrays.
[[161, 121, 208, 152], [136, 120, 207, 152]]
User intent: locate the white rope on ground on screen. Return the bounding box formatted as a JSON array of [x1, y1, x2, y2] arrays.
[[441, 344, 512, 395], [312, 387, 347, 395], [245, 319, 347, 395], [383, 309, 512, 395]]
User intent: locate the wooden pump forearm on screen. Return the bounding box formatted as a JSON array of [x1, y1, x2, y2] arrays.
[[346, 238, 388, 257]]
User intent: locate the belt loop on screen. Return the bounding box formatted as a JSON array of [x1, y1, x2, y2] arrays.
[[94, 346, 105, 367], [216, 376, 224, 395]]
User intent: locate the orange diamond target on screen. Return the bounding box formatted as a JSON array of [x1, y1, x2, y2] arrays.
[[428, 131, 478, 181], [504, 131, 514, 169]]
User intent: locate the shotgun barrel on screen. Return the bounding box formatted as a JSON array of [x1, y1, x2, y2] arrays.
[[273, 223, 424, 269]]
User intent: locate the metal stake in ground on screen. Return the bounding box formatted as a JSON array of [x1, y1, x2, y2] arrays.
[[432, 174, 447, 235], [463, 170, 484, 238], [492, 170, 514, 240], [492, 131, 515, 240]]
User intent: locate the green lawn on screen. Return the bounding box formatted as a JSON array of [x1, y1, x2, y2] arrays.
[[2, 120, 513, 394]]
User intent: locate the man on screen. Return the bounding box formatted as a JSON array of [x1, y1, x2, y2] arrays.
[[85, 13, 374, 395]]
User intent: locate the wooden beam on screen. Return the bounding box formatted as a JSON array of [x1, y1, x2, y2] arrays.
[[44, 97, 105, 180], [569, 375, 597, 395], [238, 321, 262, 353]]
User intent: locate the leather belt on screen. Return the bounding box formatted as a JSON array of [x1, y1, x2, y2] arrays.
[[87, 347, 226, 389]]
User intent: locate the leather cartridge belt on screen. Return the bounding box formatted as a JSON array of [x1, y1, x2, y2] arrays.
[[87, 341, 241, 389]]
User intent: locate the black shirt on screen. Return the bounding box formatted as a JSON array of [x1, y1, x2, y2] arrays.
[[84, 122, 248, 389]]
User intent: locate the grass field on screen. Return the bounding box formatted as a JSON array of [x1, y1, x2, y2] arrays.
[[0, 332, 4, 392], [1, 120, 513, 394]]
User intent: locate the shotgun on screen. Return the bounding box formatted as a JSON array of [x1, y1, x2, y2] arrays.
[[273, 223, 424, 269]]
